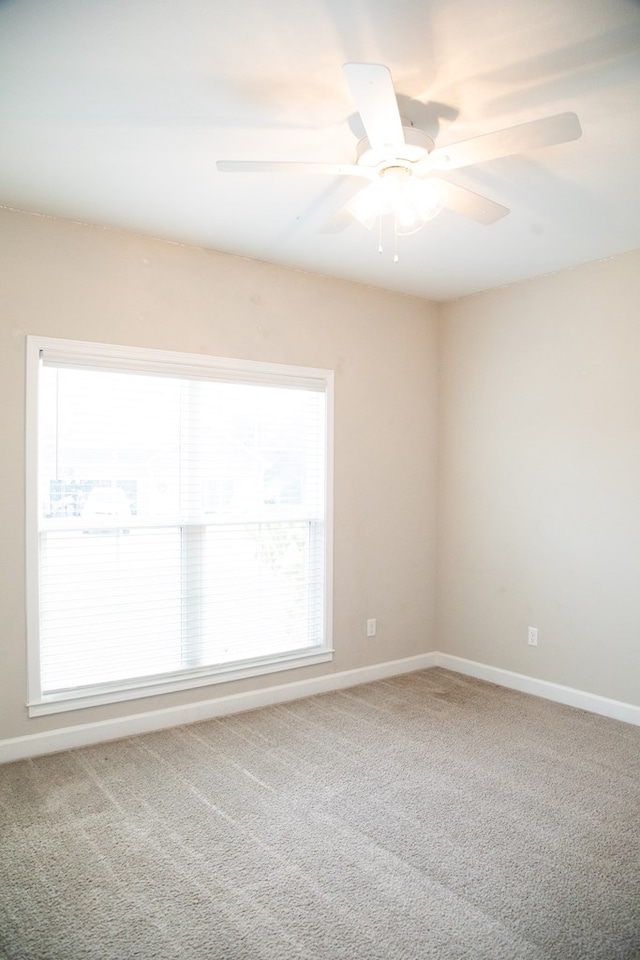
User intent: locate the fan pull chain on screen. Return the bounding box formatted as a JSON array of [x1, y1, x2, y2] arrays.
[[375, 216, 402, 262]]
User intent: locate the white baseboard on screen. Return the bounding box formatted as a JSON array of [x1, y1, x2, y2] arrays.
[[434, 653, 640, 727], [0, 652, 438, 764], [2, 650, 638, 764]]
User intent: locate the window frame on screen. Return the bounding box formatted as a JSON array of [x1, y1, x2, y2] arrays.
[[25, 336, 334, 717]]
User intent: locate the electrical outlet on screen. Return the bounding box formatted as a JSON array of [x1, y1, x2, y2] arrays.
[[367, 618, 377, 638], [528, 626, 538, 646]]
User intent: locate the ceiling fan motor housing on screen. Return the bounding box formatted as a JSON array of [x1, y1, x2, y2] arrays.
[[356, 125, 435, 172]]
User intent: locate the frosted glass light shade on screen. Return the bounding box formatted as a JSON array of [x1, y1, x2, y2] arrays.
[[347, 170, 444, 233]]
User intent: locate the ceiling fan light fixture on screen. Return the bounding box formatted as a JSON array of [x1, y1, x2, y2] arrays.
[[395, 177, 445, 235], [345, 180, 387, 230], [346, 168, 445, 233]]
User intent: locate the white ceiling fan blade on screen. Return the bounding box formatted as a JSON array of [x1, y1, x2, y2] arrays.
[[429, 112, 582, 172], [342, 63, 405, 152], [436, 180, 510, 224], [216, 160, 373, 179]]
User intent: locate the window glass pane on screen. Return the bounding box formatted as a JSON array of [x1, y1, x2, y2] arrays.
[[191, 520, 322, 666], [39, 366, 182, 523], [40, 528, 182, 692], [184, 380, 325, 522]]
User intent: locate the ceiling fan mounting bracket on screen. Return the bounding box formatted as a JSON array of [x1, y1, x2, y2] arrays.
[[355, 125, 435, 170]]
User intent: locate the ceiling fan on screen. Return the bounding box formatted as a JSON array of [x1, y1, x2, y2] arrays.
[[216, 63, 582, 239]]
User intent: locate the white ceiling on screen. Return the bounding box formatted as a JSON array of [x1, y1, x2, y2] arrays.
[[1, 0, 639, 301]]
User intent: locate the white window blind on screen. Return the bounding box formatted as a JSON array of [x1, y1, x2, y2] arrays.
[[26, 338, 333, 715]]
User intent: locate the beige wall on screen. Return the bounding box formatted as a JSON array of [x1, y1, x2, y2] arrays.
[[0, 207, 438, 741], [438, 250, 640, 706]]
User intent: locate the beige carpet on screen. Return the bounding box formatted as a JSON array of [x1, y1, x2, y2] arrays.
[[1, 668, 639, 960]]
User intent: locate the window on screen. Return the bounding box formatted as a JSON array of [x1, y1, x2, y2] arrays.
[[26, 337, 333, 715]]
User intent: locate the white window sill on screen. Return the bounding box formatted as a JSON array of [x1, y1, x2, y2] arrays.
[[28, 648, 334, 717]]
